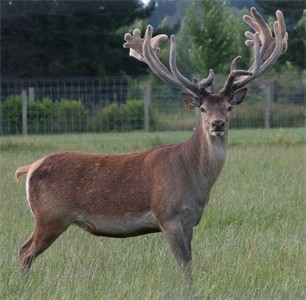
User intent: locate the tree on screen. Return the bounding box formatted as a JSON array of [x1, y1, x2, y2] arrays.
[[254, 0, 304, 30], [1, 0, 155, 78], [178, 0, 252, 78]]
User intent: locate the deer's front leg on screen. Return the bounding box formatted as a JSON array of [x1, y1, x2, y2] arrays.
[[162, 219, 193, 280]]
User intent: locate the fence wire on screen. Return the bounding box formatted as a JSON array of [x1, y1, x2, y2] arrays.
[[0, 73, 305, 135]]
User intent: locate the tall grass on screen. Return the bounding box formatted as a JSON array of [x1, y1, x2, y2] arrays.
[[0, 128, 305, 299]]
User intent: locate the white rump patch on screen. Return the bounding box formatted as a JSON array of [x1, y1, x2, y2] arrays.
[[25, 174, 34, 216]]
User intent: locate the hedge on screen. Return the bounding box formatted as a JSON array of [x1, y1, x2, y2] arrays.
[[0, 95, 88, 134], [0, 96, 160, 134], [95, 99, 159, 132], [0, 95, 304, 134]]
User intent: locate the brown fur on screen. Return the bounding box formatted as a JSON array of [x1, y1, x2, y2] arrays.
[[16, 94, 234, 277]]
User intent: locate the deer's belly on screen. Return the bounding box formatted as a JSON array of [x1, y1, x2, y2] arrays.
[[73, 212, 160, 238]]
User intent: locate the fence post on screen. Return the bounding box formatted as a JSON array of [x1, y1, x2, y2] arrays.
[[29, 87, 35, 102], [0, 99, 2, 135], [22, 89, 28, 135], [143, 82, 151, 132], [264, 83, 272, 129]]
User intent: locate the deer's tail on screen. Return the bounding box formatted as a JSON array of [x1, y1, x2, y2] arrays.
[[15, 165, 32, 182]]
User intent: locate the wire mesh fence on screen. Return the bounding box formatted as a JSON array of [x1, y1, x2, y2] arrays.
[[0, 73, 305, 135]]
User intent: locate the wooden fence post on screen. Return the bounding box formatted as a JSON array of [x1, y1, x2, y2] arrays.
[[22, 89, 28, 135], [264, 83, 273, 129], [0, 99, 2, 135], [143, 82, 151, 132], [29, 87, 35, 102]]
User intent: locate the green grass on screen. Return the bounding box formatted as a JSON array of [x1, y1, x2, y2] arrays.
[[0, 128, 305, 299]]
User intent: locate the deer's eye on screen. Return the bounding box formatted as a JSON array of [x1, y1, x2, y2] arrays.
[[200, 107, 206, 113], [227, 106, 233, 112]]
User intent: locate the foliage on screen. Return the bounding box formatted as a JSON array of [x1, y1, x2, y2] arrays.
[[0, 95, 23, 134], [286, 9, 306, 71], [181, 0, 252, 75], [230, 103, 305, 129], [0, 96, 88, 134], [175, 0, 305, 76], [96, 99, 159, 132], [0, 87, 304, 135], [174, 10, 195, 76], [51, 99, 89, 133], [28, 98, 54, 134], [227, 90, 306, 129], [1, 95, 163, 134], [254, 0, 304, 30], [1, 0, 155, 77]]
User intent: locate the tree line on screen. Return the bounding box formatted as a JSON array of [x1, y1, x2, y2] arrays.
[[1, 0, 155, 77], [1, 0, 304, 79]]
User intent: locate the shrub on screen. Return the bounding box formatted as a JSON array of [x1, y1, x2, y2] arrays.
[[0, 95, 23, 134], [51, 99, 88, 133], [96, 103, 124, 131], [96, 99, 159, 132], [0, 94, 304, 134], [28, 98, 54, 134], [124, 99, 145, 130], [0, 96, 88, 134], [230, 103, 305, 129]]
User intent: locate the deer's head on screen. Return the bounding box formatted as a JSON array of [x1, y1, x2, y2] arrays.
[[182, 90, 247, 137], [124, 8, 287, 137]]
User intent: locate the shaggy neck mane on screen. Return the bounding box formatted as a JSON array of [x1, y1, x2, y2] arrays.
[[180, 117, 227, 187]]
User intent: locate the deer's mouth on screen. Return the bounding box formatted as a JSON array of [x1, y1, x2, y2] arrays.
[[211, 130, 225, 137]]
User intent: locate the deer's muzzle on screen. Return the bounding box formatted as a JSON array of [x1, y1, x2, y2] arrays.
[[211, 120, 225, 136]]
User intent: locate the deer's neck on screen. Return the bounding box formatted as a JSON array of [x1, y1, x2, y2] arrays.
[[181, 119, 227, 188]]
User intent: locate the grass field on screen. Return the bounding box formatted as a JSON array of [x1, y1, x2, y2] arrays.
[[0, 128, 305, 299]]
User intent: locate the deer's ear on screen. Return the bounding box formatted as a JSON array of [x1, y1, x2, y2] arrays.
[[181, 92, 202, 109], [230, 88, 247, 105]]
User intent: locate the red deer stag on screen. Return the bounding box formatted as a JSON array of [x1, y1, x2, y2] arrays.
[[16, 8, 287, 278]]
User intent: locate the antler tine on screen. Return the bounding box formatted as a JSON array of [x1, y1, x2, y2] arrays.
[[220, 55, 253, 96], [198, 69, 215, 91], [244, 8, 287, 73], [142, 26, 185, 89], [123, 27, 168, 64], [123, 29, 146, 63], [124, 25, 214, 96], [222, 32, 260, 95], [124, 25, 186, 90], [169, 35, 207, 95], [220, 7, 288, 97]]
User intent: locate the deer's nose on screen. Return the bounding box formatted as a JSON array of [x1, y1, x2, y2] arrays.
[[212, 120, 225, 131]]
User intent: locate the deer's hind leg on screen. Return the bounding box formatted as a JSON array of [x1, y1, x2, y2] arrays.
[[19, 217, 69, 274]]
